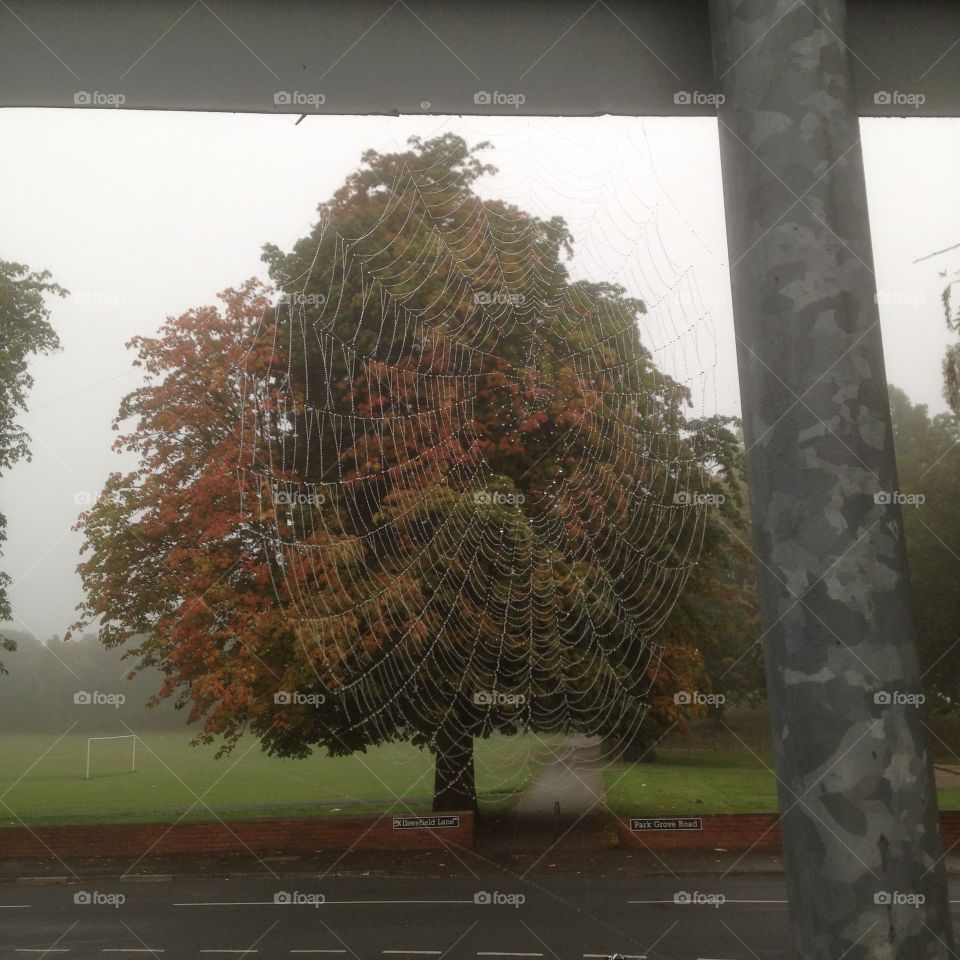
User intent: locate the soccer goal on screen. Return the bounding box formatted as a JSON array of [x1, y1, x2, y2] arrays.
[[84, 734, 138, 780]]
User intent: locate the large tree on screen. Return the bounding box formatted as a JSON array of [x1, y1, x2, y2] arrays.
[[0, 261, 65, 671], [75, 136, 745, 811]]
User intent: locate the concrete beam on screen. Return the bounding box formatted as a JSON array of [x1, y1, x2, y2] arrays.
[[710, 0, 955, 955], [0, 1, 959, 117]]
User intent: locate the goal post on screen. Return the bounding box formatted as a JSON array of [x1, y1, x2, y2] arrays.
[[84, 734, 138, 780]]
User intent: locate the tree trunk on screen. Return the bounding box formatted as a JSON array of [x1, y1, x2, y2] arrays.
[[432, 725, 477, 812]]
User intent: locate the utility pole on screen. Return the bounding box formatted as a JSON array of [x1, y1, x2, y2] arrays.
[[709, 0, 955, 954]]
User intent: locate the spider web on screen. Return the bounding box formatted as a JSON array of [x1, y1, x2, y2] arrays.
[[238, 118, 721, 785]]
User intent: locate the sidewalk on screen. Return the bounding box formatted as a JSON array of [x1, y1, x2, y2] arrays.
[[479, 734, 612, 854], [514, 734, 605, 817], [2, 845, 959, 883], [935, 764, 960, 789], [0, 847, 787, 883]]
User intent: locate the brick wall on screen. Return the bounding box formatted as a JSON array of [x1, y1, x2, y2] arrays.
[[616, 811, 960, 853], [615, 813, 781, 852], [3, 809, 956, 859], [940, 810, 960, 851], [0, 812, 475, 859]]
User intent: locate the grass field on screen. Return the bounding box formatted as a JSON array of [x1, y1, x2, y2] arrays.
[[6, 706, 960, 826], [603, 706, 777, 815], [602, 705, 960, 816], [603, 756, 780, 815], [0, 730, 563, 826]]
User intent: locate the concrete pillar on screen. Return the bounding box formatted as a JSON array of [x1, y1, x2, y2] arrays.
[[709, 0, 955, 955]]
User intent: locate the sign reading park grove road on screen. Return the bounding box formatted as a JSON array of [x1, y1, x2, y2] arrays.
[[392, 815, 461, 830], [630, 817, 703, 831]]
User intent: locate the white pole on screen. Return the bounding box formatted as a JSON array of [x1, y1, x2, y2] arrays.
[[84, 735, 137, 779]]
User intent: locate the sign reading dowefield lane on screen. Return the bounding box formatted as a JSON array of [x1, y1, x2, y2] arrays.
[[392, 815, 461, 830], [630, 817, 702, 831]]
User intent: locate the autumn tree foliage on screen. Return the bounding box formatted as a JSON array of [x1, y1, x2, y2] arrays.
[[73, 283, 297, 734], [75, 135, 747, 812]]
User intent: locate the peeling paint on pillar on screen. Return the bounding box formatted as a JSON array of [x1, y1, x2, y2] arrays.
[[709, 0, 955, 956]]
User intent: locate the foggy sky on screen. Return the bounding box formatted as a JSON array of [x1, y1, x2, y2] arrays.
[[0, 110, 957, 639]]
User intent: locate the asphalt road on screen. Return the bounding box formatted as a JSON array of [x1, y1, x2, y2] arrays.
[[2, 871, 794, 960]]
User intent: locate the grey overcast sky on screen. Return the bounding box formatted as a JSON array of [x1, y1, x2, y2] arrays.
[[1, 110, 958, 639]]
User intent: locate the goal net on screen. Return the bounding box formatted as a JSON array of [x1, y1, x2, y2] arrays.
[[84, 734, 138, 780]]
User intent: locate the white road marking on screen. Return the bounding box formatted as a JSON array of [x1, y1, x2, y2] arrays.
[[628, 899, 787, 905], [476, 954, 544, 958], [102, 951, 166, 954], [290, 953, 348, 956], [15, 952, 70, 954], [1, 904, 31, 908], [175, 900, 471, 906], [382, 953, 443, 956]]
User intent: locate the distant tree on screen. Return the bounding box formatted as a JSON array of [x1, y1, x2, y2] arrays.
[[888, 385, 960, 709], [0, 260, 65, 671], [914, 243, 960, 412], [940, 267, 960, 413], [689, 506, 764, 714], [0, 630, 179, 731]]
